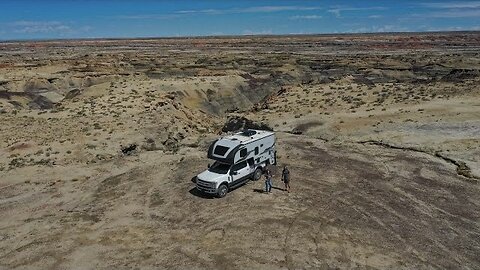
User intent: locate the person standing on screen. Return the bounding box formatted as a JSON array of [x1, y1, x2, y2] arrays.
[[282, 165, 290, 192], [264, 169, 273, 193]]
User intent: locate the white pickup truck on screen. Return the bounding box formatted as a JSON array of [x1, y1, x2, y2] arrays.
[[196, 129, 276, 197]]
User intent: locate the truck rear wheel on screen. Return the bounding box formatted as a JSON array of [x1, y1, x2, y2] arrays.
[[217, 184, 228, 198], [252, 167, 263, 181]]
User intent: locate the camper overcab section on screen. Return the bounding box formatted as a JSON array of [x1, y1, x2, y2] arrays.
[[196, 130, 276, 197]]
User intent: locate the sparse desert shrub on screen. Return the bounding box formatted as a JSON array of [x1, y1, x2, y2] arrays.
[[86, 144, 97, 149]]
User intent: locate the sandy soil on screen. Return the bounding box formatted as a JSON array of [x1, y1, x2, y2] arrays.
[[0, 32, 479, 269]]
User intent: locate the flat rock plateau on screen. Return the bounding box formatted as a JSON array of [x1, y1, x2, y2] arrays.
[[0, 32, 479, 269]]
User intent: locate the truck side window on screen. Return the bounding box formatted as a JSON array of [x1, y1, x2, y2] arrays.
[[232, 161, 247, 171], [255, 147, 259, 155], [240, 148, 247, 158]]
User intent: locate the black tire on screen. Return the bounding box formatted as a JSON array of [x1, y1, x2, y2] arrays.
[[252, 167, 263, 181], [217, 184, 228, 198]]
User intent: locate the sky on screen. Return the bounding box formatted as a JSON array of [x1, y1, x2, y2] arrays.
[[0, 0, 479, 40]]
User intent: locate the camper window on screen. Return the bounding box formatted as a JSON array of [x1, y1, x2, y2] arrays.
[[240, 148, 247, 158], [214, 145, 229, 156]]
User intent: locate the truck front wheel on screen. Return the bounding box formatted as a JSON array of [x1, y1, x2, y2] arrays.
[[217, 184, 228, 198], [252, 167, 263, 181]]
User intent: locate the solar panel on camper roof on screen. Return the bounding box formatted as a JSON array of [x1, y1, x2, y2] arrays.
[[241, 130, 256, 136]]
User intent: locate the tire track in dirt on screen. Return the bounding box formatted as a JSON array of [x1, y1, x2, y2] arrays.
[[358, 140, 479, 181]]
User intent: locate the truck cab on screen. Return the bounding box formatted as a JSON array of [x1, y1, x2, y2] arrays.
[[196, 130, 275, 197], [196, 159, 260, 197]]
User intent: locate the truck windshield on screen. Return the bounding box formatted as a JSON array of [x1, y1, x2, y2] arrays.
[[208, 162, 231, 174]]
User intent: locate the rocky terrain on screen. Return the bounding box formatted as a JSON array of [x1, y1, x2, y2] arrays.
[[0, 32, 479, 269]]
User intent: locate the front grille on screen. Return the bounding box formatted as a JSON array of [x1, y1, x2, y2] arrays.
[[197, 179, 215, 188]]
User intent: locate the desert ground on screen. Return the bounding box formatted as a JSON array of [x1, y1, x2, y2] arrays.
[[0, 32, 479, 269]]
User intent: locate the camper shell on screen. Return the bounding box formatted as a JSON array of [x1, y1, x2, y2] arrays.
[[196, 129, 276, 197], [207, 129, 276, 165]]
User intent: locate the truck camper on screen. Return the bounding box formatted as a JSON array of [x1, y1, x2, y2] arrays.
[[196, 129, 276, 197]]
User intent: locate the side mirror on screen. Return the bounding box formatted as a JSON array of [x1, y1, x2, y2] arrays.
[[208, 164, 211, 168], [230, 171, 238, 175]]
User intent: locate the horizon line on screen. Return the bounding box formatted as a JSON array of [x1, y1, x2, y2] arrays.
[[1, 30, 479, 43]]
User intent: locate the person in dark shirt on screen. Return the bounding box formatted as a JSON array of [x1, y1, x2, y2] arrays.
[[282, 165, 290, 193], [264, 169, 273, 193]]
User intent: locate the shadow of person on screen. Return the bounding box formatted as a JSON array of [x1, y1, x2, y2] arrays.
[[253, 188, 265, 193]]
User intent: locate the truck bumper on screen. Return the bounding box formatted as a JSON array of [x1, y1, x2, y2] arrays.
[[196, 185, 217, 194]]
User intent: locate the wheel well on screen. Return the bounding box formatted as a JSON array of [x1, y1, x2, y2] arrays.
[[255, 163, 264, 172], [220, 182, 229, 188]]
